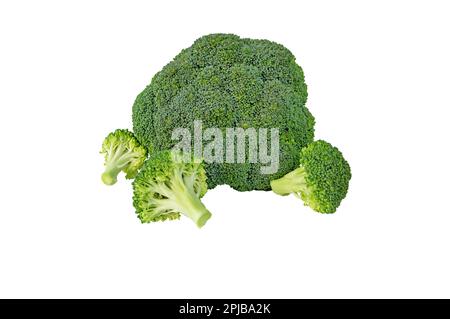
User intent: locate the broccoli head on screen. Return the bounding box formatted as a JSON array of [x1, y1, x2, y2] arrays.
[[132, 150, 212, 228], [100, 129, 147, 185], [132, 34, 314, 191], [270, 140, 351, 213]]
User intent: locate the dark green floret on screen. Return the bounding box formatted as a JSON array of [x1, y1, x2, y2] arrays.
[[132, 150, 211, 228], [132, 33, 315, 191], [100, 129, 147, 185], [270, 140, 351, 213]]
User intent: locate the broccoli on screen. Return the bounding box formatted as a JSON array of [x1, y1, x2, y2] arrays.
[[132, 33, 315, 191], [270, 140, 351, 213], [100, 129, 147, 185], [132, 150, 212, 228]]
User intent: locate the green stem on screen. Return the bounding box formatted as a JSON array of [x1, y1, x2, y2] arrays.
[[101, 150, 136, 185], [172, 171, 212, 228], [102, 165, 121, 185], [270, 167, 307, 196], [178, 191, 212, 228]]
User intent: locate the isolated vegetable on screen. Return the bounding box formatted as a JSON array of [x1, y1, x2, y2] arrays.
[[132, 150, 212, 227], [100, 129, 147, 185], [100, 34, 352, 227], [132, 33, 315, 191], [270, 140, 351, 213]]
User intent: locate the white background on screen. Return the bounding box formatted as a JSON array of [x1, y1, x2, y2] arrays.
[[1, 0, 449, 298]]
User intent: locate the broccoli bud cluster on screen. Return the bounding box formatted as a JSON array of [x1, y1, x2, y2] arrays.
[[132, 34, 314, 191]]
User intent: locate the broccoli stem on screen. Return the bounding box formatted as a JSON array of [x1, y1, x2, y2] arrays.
[[270, 167, 307, 196], [176, 190, 211, 228], [102, 148, 138, 185], [170, 171, 212, 228], [102, 166, 121, 185]]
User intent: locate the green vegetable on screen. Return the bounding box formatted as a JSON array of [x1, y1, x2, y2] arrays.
[[132, 150, 212, 227], [132, 33, 314, 191], [100, 129, 147, 185], [270, 140, 351, 213]]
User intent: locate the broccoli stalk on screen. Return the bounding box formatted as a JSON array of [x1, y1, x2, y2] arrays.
[[270, 140, 351, 214], [133, 151, 212, 227], [271, 167, 308, 196], [100, 129, 147, 185]]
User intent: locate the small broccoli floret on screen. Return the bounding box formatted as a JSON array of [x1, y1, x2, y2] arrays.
[[132, 150, 212, 228], [100, 129, 147, 185], [270, 140, 351, 213]]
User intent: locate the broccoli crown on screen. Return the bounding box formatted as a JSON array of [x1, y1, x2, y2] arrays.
[[100, 129, 147, 185], [132, 34, 314, 191], [132, 150, 211, 227], [270, 140, 351, 213]]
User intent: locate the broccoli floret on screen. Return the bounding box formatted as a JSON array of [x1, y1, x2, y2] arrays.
[[100, 129, 147, 185], [270, 140, 351, 213], [132, 34, 314, 191], [132, 150, 212, 228]]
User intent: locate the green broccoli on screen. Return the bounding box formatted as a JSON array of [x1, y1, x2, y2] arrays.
[[132, 150, 212, 228], [100, 129, 147, 185], [132, 33, 314, 191], [270, 140, 351, 213]]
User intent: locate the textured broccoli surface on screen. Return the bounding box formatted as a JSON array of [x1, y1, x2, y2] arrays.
[[132, 34, 314, 191], [270, 140, 351, 213], [100, 129, 147, 185], [132, 150, 212, 227]]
